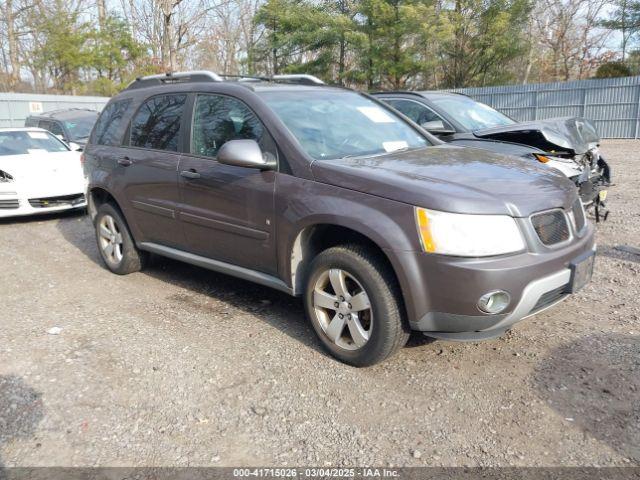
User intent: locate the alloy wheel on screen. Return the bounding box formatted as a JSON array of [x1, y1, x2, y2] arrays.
[[98, 214, 124, 265], [312, 268, 373, 351]]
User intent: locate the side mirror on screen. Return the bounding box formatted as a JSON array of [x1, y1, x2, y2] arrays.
[[217, 139, 276, 170], [421, 120, 455, 135]]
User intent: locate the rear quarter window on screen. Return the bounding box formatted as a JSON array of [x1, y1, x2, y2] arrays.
[[91, 99, 133, 146]]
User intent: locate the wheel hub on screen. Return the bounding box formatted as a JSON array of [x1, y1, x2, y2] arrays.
[[312, 268, 373, 351]]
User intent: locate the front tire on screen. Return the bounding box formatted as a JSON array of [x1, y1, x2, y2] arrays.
[[304, 244, 409, 367], [95, 203, 146, 275]]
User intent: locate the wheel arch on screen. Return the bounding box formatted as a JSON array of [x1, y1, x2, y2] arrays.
[[289, 223, 408, 307]]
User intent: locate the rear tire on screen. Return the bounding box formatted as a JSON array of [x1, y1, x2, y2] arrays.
[[303, 244, 409, 367], [95, 203, 146, 275]]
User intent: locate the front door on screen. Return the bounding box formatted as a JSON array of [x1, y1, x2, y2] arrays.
[[178, 93, 277, 275], [120, 93, 187, 249]]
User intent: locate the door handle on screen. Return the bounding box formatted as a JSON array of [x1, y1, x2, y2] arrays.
[[180, 169, 201, 179], [117, 157, 132, 167]]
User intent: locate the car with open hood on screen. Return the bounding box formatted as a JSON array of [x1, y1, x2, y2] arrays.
[[83, 71, 596, 366], [373, 91, 610, 218], [0, 128, 86, 217]]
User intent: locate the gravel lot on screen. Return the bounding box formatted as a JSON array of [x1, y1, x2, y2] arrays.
[[0, 140, 638, 468]]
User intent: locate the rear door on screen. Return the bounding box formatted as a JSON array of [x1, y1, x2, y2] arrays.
[[118, 93, 187, 249], [177, 93, 277, 275]]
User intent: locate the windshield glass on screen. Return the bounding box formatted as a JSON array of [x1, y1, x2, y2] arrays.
[[430, 95, 515, 131], [63, 115, 97, 140], [0, 130, 69, 156], [260, 90, 429, 160]]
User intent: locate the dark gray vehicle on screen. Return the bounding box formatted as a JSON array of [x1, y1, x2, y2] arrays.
[[84, 71, 596, 366], [373, 91, 610, 216], [25, 109, 99, 150]]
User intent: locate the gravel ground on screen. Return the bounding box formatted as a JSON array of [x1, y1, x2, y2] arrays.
[[0, 140, 638, 468]]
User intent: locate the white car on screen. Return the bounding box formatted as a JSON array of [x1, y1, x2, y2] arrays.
[[0, 128, 87, 218]]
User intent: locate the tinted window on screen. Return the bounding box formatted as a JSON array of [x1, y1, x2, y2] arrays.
[[24, 118, 38, 127], [191, 95, 266, 158], [131, 94, 186, 151], [260, 90, 429, 160], [48, 121, 64, 137], [92, 99, 132, 146], [0, 130, 69, 156]]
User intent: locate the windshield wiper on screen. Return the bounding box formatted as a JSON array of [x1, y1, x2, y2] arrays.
[[340, 147, 410, 160]]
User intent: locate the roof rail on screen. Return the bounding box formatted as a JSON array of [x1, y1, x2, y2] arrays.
[[272, 74, 325, 85], [124, 71, 325, 90], [125, 70, 223, 90]]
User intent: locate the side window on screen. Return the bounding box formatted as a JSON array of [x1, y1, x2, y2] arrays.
[[130, 94, 187, 151], [24, 117, 38, 127], [191, 94, 271, 158], [92, 98, 132, 146], [386, 99, 448, 130], [48, 121, 64, 137], [37, 120, 53, 132]]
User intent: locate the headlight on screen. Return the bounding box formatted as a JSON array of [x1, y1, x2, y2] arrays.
[[415, 207, 526, 257]]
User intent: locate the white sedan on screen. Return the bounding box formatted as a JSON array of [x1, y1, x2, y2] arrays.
[[0, 128, 87, 218]]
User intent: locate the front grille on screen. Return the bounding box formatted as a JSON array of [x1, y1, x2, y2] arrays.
[[0, 199, 19, 209], [28, 193, 85, 209], [529, 285, 568, 315], [572, 199, 586, 232], [531, 209, 570, 246]]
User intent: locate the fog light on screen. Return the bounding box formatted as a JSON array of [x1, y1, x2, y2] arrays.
[[477, 290, 510, 314]]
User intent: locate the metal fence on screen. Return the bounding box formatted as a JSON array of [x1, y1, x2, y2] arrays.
[[454, 75, 640, 139], [0, 93, 109, 128]]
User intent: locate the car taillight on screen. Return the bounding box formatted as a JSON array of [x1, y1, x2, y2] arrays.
[[80, 153, 85, 165]]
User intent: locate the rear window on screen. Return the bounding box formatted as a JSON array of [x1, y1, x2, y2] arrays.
[[0, 131, 69, 156], [130, 94, 187, 151], [91, 99, 132, 146]]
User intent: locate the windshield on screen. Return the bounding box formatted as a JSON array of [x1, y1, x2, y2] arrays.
[[430, 95, 515, 131], [0, 130, 70, 156], [63, 115, 97, 141], [260, 90, 429, 160]]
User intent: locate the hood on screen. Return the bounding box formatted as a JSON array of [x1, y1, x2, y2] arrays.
[[473, 117, 600, 156], [0, 151, 84, 195], [311, 145, 577, 217]]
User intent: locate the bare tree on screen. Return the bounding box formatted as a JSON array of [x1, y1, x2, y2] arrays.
[[535, 0, 611, 81]]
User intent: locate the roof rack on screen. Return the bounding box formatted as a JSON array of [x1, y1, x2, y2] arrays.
[[125, 70, 325, 90], [272, 74, 325, 85], [125, 71, 223, 90]]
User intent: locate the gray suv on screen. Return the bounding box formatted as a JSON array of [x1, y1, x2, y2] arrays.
[[84, 71, 595, 366]]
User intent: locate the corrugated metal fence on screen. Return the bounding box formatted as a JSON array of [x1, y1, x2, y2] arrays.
[[454, 76, 640, 139], [2, 78, 640, 138], [0, 93, 109, 128]]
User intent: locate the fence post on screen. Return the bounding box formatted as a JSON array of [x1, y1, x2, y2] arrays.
[[533, 91, 538, 120], [636, 83, 640, 140]]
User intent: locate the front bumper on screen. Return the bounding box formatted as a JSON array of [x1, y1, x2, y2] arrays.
[[390, 222, 595, 339], [0, 192, 86, 218]]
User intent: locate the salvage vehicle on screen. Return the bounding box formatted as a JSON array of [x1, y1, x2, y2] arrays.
[[25, 109, 99, 150], [0, 128, 86, 217], [84, 71, 595, 366], [374, 91, 610, 220]]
